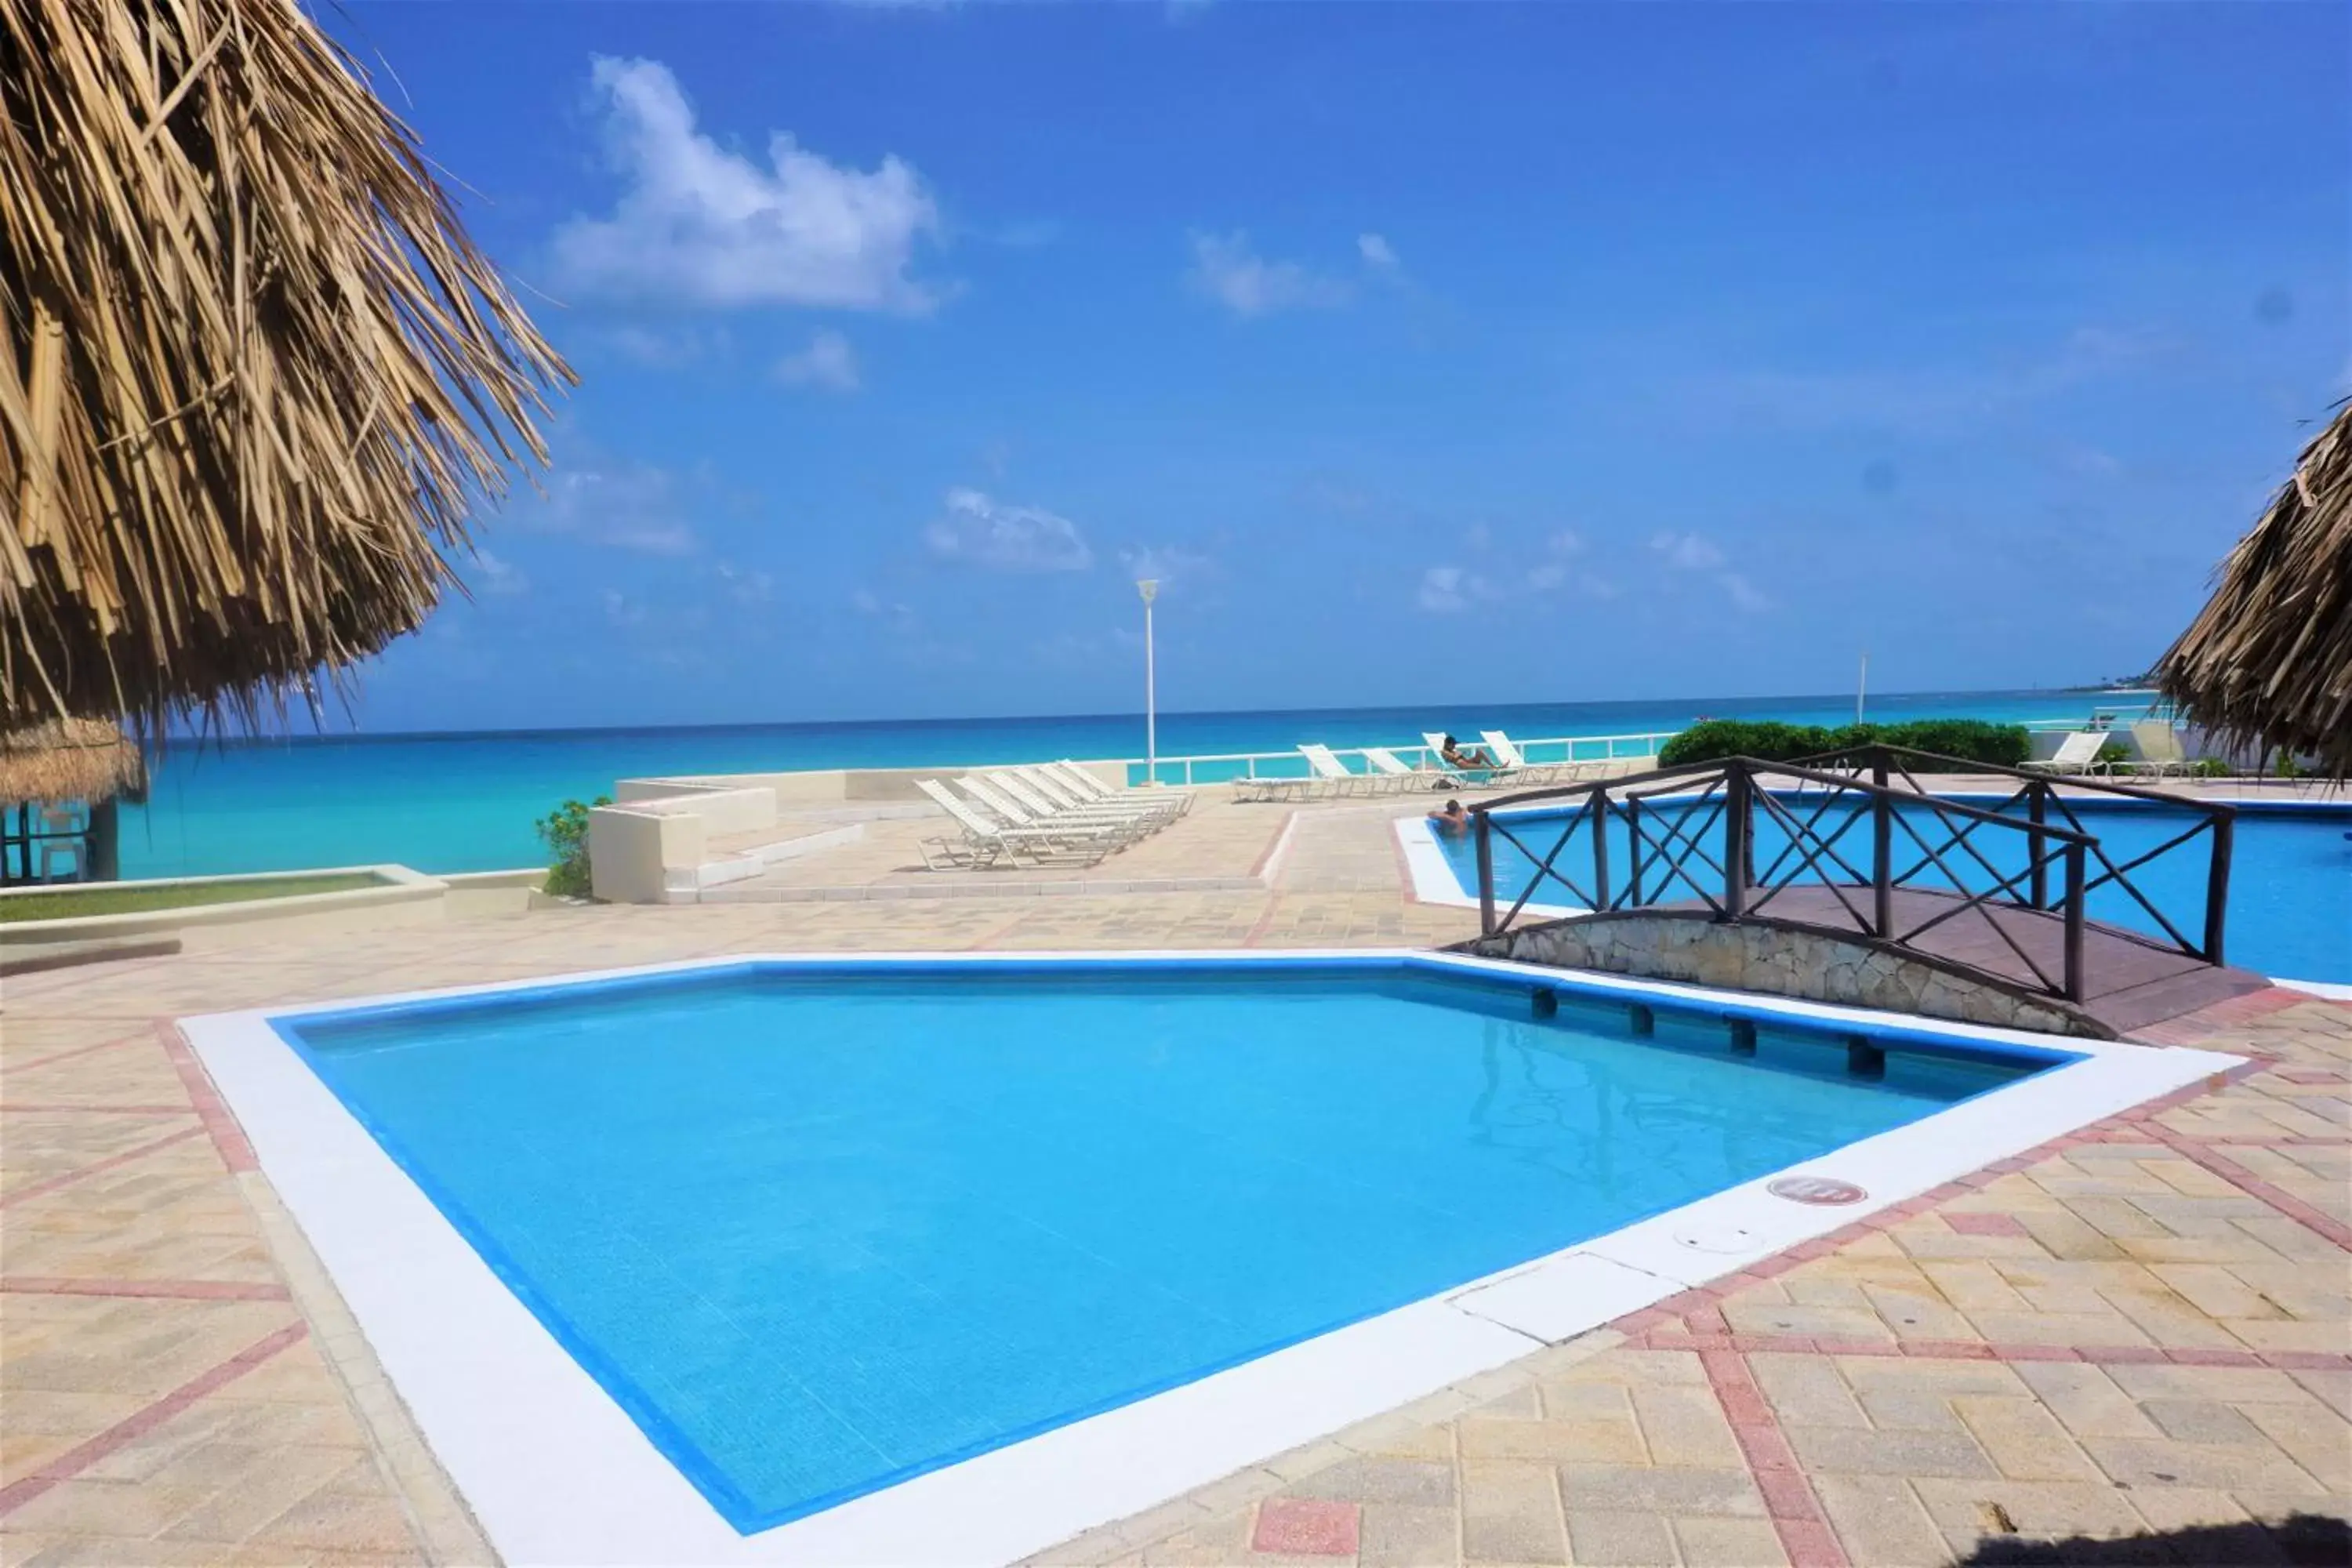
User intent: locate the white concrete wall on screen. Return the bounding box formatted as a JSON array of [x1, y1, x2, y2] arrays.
[[618, 760, 1136, 806], [588, 806, 705, 904]]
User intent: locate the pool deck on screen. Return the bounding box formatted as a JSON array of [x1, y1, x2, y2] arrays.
[[2, 788, 2345, 1566]]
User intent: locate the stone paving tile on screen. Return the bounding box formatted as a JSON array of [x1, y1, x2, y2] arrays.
[[5, 797, 2348, 1566]]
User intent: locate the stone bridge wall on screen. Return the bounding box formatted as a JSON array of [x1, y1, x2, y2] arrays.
[[1460, 913, 2103, 1038]]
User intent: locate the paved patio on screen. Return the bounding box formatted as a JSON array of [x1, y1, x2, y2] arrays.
[[1, 795, 2344, 1566]]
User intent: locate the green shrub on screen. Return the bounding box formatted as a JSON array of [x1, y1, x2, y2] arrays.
[[2189, 757, 2230, 779], [1657, 720, 1835, 766], [535, 796, 610, 898], [1656, 718, 2032, 771], [2096, 741, 2132, 771]]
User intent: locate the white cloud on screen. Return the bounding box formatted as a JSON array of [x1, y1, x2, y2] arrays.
[[1357, 232, 1400, 273], [1650, 532, 1726, 572], [774, 328, 861, 392], [552, 57, 941, 311], [1120, 544, 1213, 590], [924, 488, 1093, 572], [535, 455, 700, 554], [1683, 325, 2169, 438], [715, 562, 775, 604], [1416, 564, 1501, 614], [470, 550, 528, 595], [597, 324, 730, 368], [1720, 572, 1773, 613], [851, 587, 917, 633], [1650, 532, 1770, 612], [1526, 530, 1588, 592], [1188, 231, 1352, 317]]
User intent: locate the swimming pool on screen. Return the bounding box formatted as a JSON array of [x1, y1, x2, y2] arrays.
[[1423, 797, 2352, 986], [189, 954, 2239, 1564]]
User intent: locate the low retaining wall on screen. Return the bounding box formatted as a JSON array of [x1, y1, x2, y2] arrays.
[[0, 865, 547, 948], [1461, 913, 2101, 1038]]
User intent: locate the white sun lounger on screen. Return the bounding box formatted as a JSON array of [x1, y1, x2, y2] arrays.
[[975, 774, 1156, 842], [1047, 760, 1191, 816], [1481, 731, 1580, 784], [1299, 744, 1390, 798], [2025, 731, 2109, 777], [914, 779, 1115, 868], [2127, 720, 2192, 778], [1421, 732, 1500, 786], [957, 777, 1142, 847], [1018, 766, 1179, 824], [1363, 747, 1443, 791]]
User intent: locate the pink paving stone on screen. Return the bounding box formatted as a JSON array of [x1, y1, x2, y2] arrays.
[[1733, 1423, 1800, 1473], [1944, 1211, 2030, 1237], [2165, 1347, 2266, 1367], [1813, 1338, 1903, 1358], [1992, 1344, 2083, 1363], [2079, 1345, 2172, 1364], [1250, 1497, 1359, 1557], [1775, 1515, 1853, 1568], [1904, 1339, 1998, 1360], [2261, 1351, 2352, 1371], [1717, 1385, 1775, 1427], [1753, 1468, 1823, 1521]]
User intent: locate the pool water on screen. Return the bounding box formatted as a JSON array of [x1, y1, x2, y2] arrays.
[[282, 960, 2045, 1532], [1440, 797, 2352, 985]]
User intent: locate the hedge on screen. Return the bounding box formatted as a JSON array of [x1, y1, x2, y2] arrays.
[[1655, 719, 2032, 771]]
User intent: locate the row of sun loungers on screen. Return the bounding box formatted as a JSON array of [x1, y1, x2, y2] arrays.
[[916, 760, 1192, 870], [2025, 722, 2198, 779], [1232, 731, 1609, 802]]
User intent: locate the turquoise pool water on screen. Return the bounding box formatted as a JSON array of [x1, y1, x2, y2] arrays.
[[1437, 797, 2352, 984], [280, 957, 2051, 1532], [117, 688, 2113, 878]]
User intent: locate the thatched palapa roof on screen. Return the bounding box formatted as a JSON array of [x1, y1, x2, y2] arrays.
[[0, 717, 145, 804], [2, 0, 573, 734], [2157, 405, 2352, 779]]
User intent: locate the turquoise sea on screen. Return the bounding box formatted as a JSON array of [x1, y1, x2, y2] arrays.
[[121, 688, 2136, 879]]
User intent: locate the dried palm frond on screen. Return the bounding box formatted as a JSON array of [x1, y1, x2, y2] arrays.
[[1, 0, 573, 735], [0, 717, 144, 804], [2156, 403, 2352, 779]]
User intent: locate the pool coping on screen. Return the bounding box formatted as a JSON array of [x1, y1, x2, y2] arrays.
[[183, 951, 2242, 1568]]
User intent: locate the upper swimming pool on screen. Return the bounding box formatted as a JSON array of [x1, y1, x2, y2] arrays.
[[1431, 796, 2352, 985], [271, 957, 2056, 1534]]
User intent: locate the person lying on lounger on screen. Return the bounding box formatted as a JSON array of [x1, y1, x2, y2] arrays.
[[1439, 734, 1497, 771], [1428, 798, 1471, 836]]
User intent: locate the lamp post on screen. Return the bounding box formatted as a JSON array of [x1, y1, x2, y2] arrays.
[[1138, 579, 1160, 785]]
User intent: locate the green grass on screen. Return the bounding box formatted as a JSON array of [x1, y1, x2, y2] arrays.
[[0, 873, 388, 924]]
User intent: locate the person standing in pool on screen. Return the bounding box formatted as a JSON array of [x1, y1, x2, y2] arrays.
[[1428, 798, 1471, 836]]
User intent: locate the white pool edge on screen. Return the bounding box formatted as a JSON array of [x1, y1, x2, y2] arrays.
[[186, 950, 2242, 1568]]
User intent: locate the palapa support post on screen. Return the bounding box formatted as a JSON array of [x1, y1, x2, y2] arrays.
[[1721, 762, 1749, 920], [2063, 840, 2088, 1003], [2028, 780, 2049, 910], [1871, 749, 1893, 937], [1475, 809, 1495, 937], [2204, 810, 2234, 964], [1588, 789, 1610, 912]]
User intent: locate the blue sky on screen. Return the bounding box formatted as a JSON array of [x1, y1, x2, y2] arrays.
[[332, 2, 2349, 733]]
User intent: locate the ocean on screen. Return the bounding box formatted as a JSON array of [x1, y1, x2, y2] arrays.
[[117, 688, 2136, 879]]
